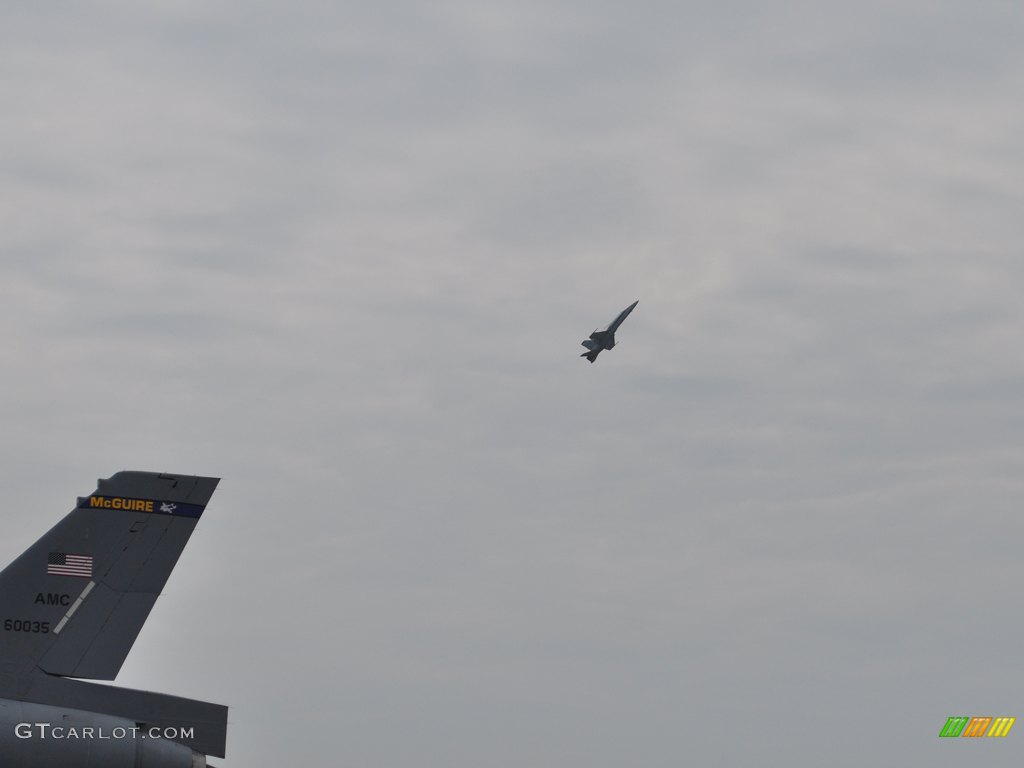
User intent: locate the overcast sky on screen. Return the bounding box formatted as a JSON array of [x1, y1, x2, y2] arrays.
[[3, 1, 1024, 766]]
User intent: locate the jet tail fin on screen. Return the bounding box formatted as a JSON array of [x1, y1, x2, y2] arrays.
[[0, 472, 218, 683], [581, 350, 600, 363]]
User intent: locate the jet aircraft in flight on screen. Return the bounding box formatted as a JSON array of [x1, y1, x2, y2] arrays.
[[580, 299, 639, 363], [0, 471, 227, 768]]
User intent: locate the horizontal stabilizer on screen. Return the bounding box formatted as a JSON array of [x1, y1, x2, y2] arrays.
[[24, 673, 228, 758]]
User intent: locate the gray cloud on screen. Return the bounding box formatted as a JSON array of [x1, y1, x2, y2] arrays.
[[2, 1, 1023, 766]]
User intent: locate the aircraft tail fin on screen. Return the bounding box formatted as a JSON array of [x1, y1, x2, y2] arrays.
[[0, 472, 218, 683], [581, 350, 600, 363]]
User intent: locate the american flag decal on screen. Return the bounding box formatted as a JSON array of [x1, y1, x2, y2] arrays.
[[47, 552, 93, 578]]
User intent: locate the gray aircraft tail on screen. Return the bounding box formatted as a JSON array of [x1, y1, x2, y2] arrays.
[[580, 338, 601, 362], [0, 472, 219, 683]]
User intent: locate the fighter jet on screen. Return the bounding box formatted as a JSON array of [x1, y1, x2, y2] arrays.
[[0, 471, 228, 768], [580, 299, 639, 363]]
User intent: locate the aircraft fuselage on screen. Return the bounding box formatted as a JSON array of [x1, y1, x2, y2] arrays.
[[580, 300, 638, 363]]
